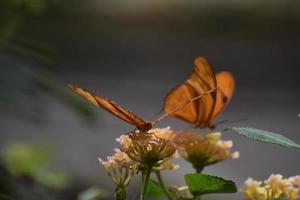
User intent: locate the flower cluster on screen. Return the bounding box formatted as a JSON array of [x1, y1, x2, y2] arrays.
[[118, 127, 176, 168], [99, 149, 137, 187], [99, 149, 138, 200], [172, 131, 239, 172], [243, 174, 300, 200]]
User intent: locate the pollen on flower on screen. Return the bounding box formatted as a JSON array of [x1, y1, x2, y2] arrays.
[[172, 131, 238, 172], [243, 174, 300, 200], [98, 149, 137, 187]]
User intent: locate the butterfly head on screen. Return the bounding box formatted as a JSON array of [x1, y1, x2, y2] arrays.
[[137, 122, 152, 132], [208, 123, 216, 130], [194, 121, 216, 130]]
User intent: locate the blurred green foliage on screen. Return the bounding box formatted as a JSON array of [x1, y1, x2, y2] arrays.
[[0, 0, 98, 123], [0, 0, 47, 47], [3, 143, 67, 189], [8, 0, 47, 14]]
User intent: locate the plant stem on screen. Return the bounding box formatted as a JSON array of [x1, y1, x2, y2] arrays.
[[195, 166, 204, 173], [140, 167, 152, 200], [155, 171, 174, 200], [115, 185, 126, 200]]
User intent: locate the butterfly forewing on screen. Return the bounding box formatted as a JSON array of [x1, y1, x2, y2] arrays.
[[188, 57, 217, 126], [164, 84, 198, 124], [68, 85, 146, 127]]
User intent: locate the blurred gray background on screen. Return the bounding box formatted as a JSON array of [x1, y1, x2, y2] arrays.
[[0, 0, 300, 199]]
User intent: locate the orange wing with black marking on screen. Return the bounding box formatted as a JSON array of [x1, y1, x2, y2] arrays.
[[212, 72, 235, 119], [164, 57, 234, 128]]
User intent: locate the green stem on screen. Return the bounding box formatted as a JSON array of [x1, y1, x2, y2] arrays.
[[140, 167, 152, 200], [194, 165, 204, 173], [115, 185, 126, 200], [155, 171, 174, 200]]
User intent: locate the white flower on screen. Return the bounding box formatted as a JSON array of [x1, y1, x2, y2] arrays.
[[242, 175, 300, 200], [99, 149, 137, 187]]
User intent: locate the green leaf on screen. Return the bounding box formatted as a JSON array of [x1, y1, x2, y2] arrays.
[[184, 173, 237, 195], [145, 179, 165, 197], [225, 127, 300, 149]]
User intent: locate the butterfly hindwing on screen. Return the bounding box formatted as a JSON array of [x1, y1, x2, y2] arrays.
[[211, 72, 235, 118]]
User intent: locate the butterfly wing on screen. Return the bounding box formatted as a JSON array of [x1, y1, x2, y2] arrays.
[[211, 71, 235, 118], [164, 57, 217, 127], [68, 85, 146, 127], [164, 84, 198, 124], [188, 57, 217, 127]]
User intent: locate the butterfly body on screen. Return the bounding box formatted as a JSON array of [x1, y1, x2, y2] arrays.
[[164, 57, 235, 129]]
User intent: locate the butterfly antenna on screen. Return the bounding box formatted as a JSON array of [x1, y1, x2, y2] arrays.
[[125, 129, 136, 135], [183, 125, 193, 132], [215, 118, 248, 126], [148, 108, 164, 121], [215, 119, 229, 125], [151, 88, 217, 126]]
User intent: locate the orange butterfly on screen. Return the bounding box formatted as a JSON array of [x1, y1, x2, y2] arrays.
[[164, 57, 235, 129], [68, 83, 215, 132]]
